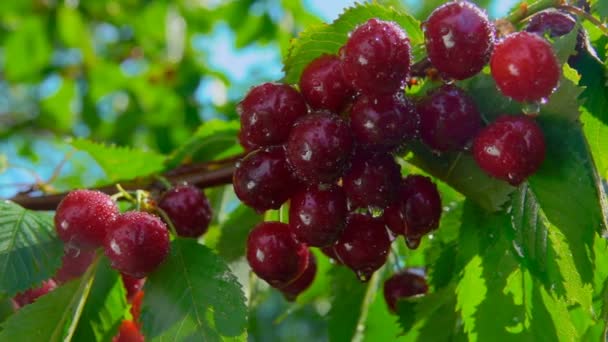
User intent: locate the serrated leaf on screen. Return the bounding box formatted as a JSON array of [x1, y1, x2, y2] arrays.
[[165, 120, 242, 169], [327, 267, 370, 342], [456, 255, 486, 340], [283, 2, 423, 84], [141, 239, 247, 341], [406, 146, 515, 212], [72, 258, 127, 342], [0, 201, 63, 297], [71, 139, 166, 182], [0, 261, 98, 341], [216, 204, 262, 262]]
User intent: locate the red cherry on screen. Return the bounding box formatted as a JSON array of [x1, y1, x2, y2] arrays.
[[121, 273, 145, 302], [112, 320, 145, 342], [54, 246, 95, 284], [158, 184, 212, 238], [279, 253, 317, 301], [13, 279, 57, 307], [299, 54, 353, 112], [383, 269, 428, 313]]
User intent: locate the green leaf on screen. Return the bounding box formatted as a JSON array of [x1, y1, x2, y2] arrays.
[[0, 201, 63, 297], [216, 204, 262, 262], [4, 17, 51, 82], [0, 261, 98, 341], [39, 77, 77, 133], [141, 239, 247, 341], [70, 139, 166, 183], [165, 119, 241, 169], [57, 5, 95, 64], [456, 255, 486, 340], [327, 267, 371, 342], [283, 2, 423, 84], [406, 146, 515, 212], [72, 258, 127, 342]]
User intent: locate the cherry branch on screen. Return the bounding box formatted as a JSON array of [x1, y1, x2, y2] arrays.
[[9, 159, 238, 211]]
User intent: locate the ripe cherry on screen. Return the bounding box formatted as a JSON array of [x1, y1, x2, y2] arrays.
[[490, 32, 560, 103], [473, 115, 546, 186], [158, 184, 212, 238], [423, 1, 495, 80], [384, 175, 442, 240], [54, 246, 95, 284], [289, 184, 347, 247], [417, 85, 482, 152], [280, 253, 317, 301], [342, 19, 411, 94], [246, 222, 310, 287], [333, 213, 391, 281], [54, 190, 119, 249], [342, 151, 401, 210], [238, 83, 308, 149], [286, 112, 354, 183], [112, 320, 145, 342], [299, 54, 353, 112], [104, 212, 170, 278], [233, 146, 299, 212], [383, 269, 429, 313], [13, 279, 57, 307], [525, 9, 576, 38], [350, 92, 418, 150]]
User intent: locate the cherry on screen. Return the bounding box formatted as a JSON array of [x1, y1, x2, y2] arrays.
[[121, 273, 145, 302], [104, 211, 170, 278], [233, 146, 299, 212], [525, 9, 576, 38], [54, 189, 119, 249], [417, 85, 483, 152], [490, 32, 560, 103], [158, 184, 212, 238], [350, 92, 419, 150], [246, 222, 310, 287], [54, 246, 95, 284], [423, 1, 495, 80], [384, 175, 442, 240], [383, 269, 428, 313], [280, 252, 317, 301], [289, 184, 347, 247], [112, 320, 145, 342], [473, 115, 546, 186], [342, 19, 411, 94], [299, 54, 353, 113], [237, 83, 308, 149], [13, 279, 57, 307], [342, 151, 401, 210], [333, 213, 391, 281], [286, 112, 354, 183]]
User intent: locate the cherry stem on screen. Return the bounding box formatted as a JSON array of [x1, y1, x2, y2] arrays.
[[155, 207, 179, 238], [558, 4, 608, 36]]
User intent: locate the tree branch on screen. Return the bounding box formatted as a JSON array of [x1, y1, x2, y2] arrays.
[[9, 160, 237, 211]]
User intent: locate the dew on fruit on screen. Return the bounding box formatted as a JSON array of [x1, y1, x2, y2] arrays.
[[110, 239, 122, 255], [299, 212, 312, 225], [485, 145, 500, 157], [358, 56, 368, 65], [406, 237, 421, 250], [60, 220, 69, 230], [256, 249, 265, 262], [507, 64, 520, 76], [368, 206, 384, 218], [522, 102, 541, 115], [441, 30, 455, 49], [355, 270, 370, 282]]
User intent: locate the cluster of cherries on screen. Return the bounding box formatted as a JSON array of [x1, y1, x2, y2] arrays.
[[14, 185, 212, 341], [234, 1, 572, 311]]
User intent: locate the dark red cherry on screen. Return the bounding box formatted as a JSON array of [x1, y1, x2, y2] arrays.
[[417, 85, 483, 152], [246, 222, 310, 287], [384, 175, 442, 240], [286, 112, 354, 183], [342, 151, 402, 210], [289, 184, 347, 247], [383, 269, 429, 313], [104, 212, 170, 278], [158, 184, 212, 238], [473, 115, 546, 186], [490, 32, 560, 102], [333, 213, 391, 281], [233, 146, 299, 212], [423, 0, 495, 80], [350, 92, 419, 150], [526, 10, 576, 38], [279, 253, 317, 301], [13, 279, 57, 307], [299, 54, 353, 112], [54, 246, 95, 284], [342, 19, 411, 94], [238, 83, 308, 149], [54, 190, 119, 249]]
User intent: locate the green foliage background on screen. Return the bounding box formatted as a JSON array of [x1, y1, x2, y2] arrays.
[[0, 0, 608, 341]]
